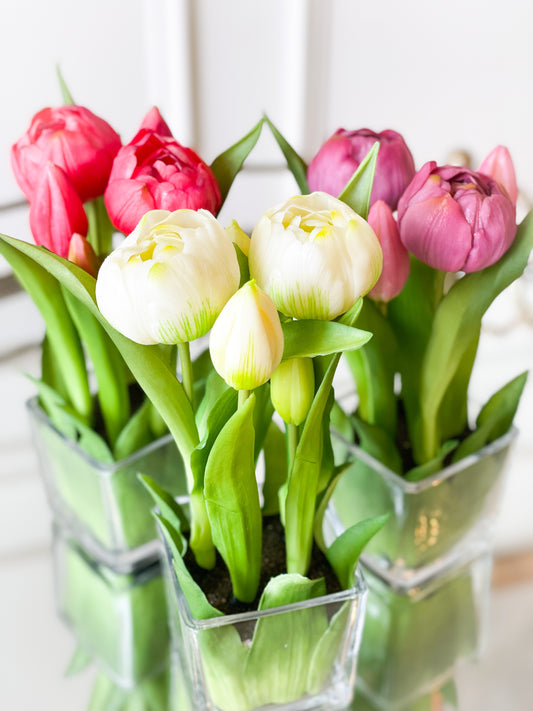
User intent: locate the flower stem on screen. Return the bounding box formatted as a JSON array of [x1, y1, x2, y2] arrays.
[[287, 422, 299, 472], [238, 389, 250, 408], [177, 342, 195, 411]]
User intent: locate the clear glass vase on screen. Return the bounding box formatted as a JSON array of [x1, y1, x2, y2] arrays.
[[330, 427, 515, 584], [355, 548, 492, 710], [28, 397, 188, 572], [53, 523, 169, 688], [159, 529, 368, 711]]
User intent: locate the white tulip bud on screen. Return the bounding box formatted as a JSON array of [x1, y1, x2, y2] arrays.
[[271, 357, 315, 425], [209, 280, 284, 390], [95, 209, 240, 345], [249, 191, 383, 321]]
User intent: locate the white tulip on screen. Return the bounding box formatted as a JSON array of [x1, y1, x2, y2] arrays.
[[96, 209, 240, 345], [209, 280, 284, 390], [249, 192, 383, 321]]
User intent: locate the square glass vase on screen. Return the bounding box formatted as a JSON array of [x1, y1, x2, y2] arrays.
[[53, 523, 169, 688], [355, 546, 492, 711], [159, 533, 368, 711], [330, 427, 516, 584], [28, 397, 188, 572]]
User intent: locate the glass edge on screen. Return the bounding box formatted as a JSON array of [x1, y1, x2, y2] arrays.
[[333, 425, 518, 492], [27, 397, 175, 472]]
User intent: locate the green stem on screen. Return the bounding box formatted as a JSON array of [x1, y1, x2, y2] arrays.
[[177, 342, 195, 411], [287, 422, 298, 473], [85, 198, 114, 257]]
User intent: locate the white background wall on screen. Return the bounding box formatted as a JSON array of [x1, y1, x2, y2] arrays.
[[1, 0, 532, 556]]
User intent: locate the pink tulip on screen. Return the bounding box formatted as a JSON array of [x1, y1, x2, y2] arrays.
[[478, 145, 518, 207], [104, 130, 221, 235], [11, 106, 121, 202], [68, 233, 100, 277], [29, 163, 88, 258], [368, 200, 410, 302], [397, 162, 516, 273], [307, 128, 415, 210], [138, 106, 173, 137]]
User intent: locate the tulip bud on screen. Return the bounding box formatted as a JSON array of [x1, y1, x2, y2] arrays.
[[249, 192, 382, 321], [226, 220, 250, 257], [478, 145, 518, 208], [29, 163, 88, 258], [368, 200, 410, 303], [398, 162, 516, 273], [209, 281, 284, 390], [271, 358, 314, 426], [138, 106, 173, 137], [68, 233, 100, 277], [96, 209, 240, 345], [11, 105, 121, 202], [307, 128, 416, 210]]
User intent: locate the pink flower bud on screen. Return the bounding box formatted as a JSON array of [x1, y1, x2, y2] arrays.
[[104, 130, 222, 235], [307, 128, 415, 210], [368, 200, 410, 302], [68, 233, 100, 277], [478, 145, 518, 208], [397, 162, 516, 273], [11, 106, 121, 202], [138, 106, 173, 137], [29, 163, 88, 258]]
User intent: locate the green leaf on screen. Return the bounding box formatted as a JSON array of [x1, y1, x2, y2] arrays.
[[282, 319, 371, 360], [262, 421, 288, 515], [139, 475, 189, 535], [352, 415, 402, 474], [307, 601, 351, 695], [338, 142, 379, 220], [56, 65, 75, 104], [87, 673, 129, 711], [452, 371, 528, 463], [204, 394, 262, 602], [405, 439, 458, 482], [313, 462, 352, 554], [244, 574, 327, 706], [234, 243, 250, 287], [85, 196, 115, 257], [420, 211, 533, 462], [263, 115, 309, 193], [326, 514, 389, 589], [113, 400, 152, 459], [64, 645, 92, 676], [210, 119, 264, 205]]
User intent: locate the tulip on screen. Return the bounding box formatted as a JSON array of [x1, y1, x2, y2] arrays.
[[68, 233, 100, 277], [209, 281, 284, 390], [478, 145, 518, 208], [368, 200, 410, 302], [95, 209, 240, 345], [249, 192, 382, 321], [271, 357, 315, 426], [29, 163, 88, 258], [104, 130, 222, 235], [11, 106, 121, 202], [397, 162, 516, 273], [138, 106, 173, 137], [307, 128, 415, 210]]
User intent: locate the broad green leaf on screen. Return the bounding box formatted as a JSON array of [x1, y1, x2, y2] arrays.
[[313, 462, 352, 554], [245, 574, 327, 706], [338, 143, 379, 220], [204, 394, 262, 602], [262, 421, 288, 515], [420, 212, 533, 462], [0, 238, 92, 422], [113, 399, 152, 459], [57, 65, 75, 104], [452, 371, 527, 463], [316, 388, 335, 494], [352, 416, 402, 474], [41, 333, 70, 404], [405, 439, 458, 482], [27, 375, 78, 441], [140, 475, 189, 535], [307, 601, 351, 695], [63, 288, 130, 448], [85, 196, 114, 256], [282, 319, 372, 360], [263, 115, 309, 194], [155, 514, 222, 620], [234, 243, 250, 287], [210, 119, 264, 204], [87, 673, 129, 711], [64, 645, 92, 676], [326, 514, 389, 589], [252, 381, 275, 462], [191, 383, 238, 482]]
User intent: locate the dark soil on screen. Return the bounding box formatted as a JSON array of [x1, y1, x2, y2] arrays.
[[183, 516, 342, 615]]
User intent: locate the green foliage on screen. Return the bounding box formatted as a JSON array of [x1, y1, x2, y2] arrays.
[[338, 143, 379, 220], [282, 318, 371, 360], [211, 119, 264, 205], [263, 116, 309, 193]]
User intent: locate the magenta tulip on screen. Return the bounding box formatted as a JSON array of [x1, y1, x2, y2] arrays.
[[368, 200, 410, 302], [307, 128, 415, 210], [397, 162, 516, 273], [478, 145, 518, 208], [104, 130, 222, 235], [29, 163, 88, 258], [11, 106, 121, 202], [138, 106, 173, 137]]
